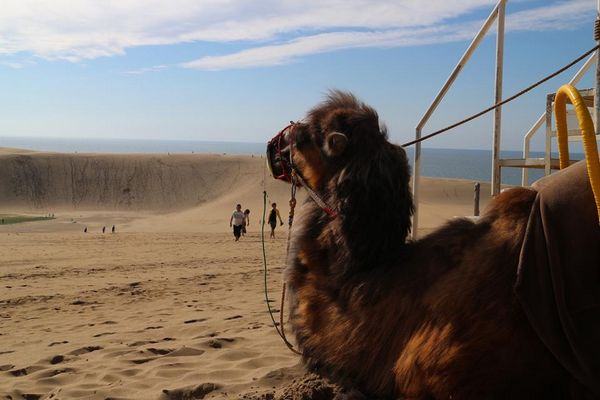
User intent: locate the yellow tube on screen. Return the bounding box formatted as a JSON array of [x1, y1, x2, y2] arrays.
[[554, 84, 600, 222]]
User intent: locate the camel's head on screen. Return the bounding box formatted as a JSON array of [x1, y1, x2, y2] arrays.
[[267, 91, 414, 239], [267, 90, 414, 246]]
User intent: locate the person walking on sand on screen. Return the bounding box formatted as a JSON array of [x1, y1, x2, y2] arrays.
[[242, 209, 250, 236], [230, 204, 245, 242], [102, 226, 106, 233], [112, 225, 115, 233], [268, 203, 283, 239]]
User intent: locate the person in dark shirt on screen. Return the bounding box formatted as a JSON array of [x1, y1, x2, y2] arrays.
[[268, 203, 283, 239]]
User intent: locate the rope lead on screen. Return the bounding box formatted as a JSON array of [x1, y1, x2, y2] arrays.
[[262, 189, 302, 355]]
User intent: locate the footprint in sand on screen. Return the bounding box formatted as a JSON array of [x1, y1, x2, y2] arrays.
[[9, 367, 29, 377], [166, 347, 204, 357], [161, 382, 219, 400], [205, 338, 235, 349], [69, 345, 102, 356], [93, 331, 115, 337], [37, 367, 76, 378], [7, 365, 45, 377], [206, 340, 223, 349], [48, 341, 69, 347], [20, 394, 42, 400], [128, 340, 158, 347], [184, 318, 206, 324], [49, 355, 64, 364], [146, 348, 173, 355], [131, 357, 158, 364], [128, 337, 175, 348], [131, 346, 204, 364]]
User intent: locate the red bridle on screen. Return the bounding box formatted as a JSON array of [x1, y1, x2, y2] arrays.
[[266, 122, 297, 183]]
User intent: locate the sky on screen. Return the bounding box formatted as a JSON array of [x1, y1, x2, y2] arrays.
[[0, 0, 597, 151]]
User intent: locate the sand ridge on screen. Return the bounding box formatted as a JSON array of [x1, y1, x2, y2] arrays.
[[0, 150, 289, 212]]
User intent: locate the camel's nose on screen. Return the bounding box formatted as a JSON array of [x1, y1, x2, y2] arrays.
[[266, 124, 295, 183]]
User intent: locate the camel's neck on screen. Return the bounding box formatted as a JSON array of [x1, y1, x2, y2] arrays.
[[291, 199, 410, 279]]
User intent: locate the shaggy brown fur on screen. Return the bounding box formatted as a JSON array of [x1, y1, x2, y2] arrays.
[[282, 91, 584, 399]]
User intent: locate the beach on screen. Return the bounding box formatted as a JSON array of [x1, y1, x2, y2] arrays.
[[0, 149, 491, 399]]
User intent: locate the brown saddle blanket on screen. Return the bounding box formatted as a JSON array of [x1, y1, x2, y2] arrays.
[[516, 160, 600, 395]]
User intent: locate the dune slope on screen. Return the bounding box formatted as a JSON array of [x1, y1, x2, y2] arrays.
[[0, 151, 282, 211]]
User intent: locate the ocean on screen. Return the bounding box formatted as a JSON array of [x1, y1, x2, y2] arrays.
[[1, 136, 575, 186]]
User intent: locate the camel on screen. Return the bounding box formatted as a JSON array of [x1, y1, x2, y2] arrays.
[[267, 91, 596, 399]]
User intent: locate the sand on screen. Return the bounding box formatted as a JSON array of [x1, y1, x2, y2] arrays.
[[0, 149, 491, 399]]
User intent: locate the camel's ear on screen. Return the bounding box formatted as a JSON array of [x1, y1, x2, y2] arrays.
[[324, 131, 348, 157]]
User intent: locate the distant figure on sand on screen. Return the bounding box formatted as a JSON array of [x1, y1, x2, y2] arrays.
[[84, 227, 87, 233], [268, 203, 284, 239], [112, 225, 115, 233], [230, 204, 245, 242], [242, 209, 250, 236], [102, 226, 106, 233]]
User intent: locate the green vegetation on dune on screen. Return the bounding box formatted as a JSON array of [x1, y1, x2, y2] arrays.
[[0, 214, 55, 225]]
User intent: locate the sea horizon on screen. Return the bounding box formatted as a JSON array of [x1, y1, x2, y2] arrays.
[[0, 135, 581, 186]]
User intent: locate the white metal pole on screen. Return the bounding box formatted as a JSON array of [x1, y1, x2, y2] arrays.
[[411, 131, 421, 239], [545, 95, 553, 176], [411, 0, 504, 238], [522, 138, 531, 186], [415, 1, 504, 132], [492, 2, 505, 196]]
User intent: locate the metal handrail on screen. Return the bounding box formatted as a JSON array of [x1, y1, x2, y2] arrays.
[[412, 0, 506, 238], [521, 53, 597, 186]]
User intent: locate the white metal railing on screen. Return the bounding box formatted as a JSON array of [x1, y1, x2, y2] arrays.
[[521, 54, 597, 186], [412, 0, 506, 238], [412, 0, 600, 237]]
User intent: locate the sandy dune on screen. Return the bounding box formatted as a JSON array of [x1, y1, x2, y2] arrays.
[[1, 231, 301, 399], [0, 149, 491, 399], [0, 151, 283, 212]]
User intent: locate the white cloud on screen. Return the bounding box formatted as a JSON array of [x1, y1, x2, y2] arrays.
[[0, 0, 497, 61], [123, 65, 168, 75], [0, 0, 594, 70], [183, 1, 596, 70], [181, 26, 478, 70], [506, 0, 593, 31], [0, 61, 28, 69]]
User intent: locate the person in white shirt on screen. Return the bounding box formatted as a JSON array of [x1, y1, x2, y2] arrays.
[[229, 204, 245, 241]]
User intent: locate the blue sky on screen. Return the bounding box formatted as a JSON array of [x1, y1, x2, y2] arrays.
[[0, 0, 596, 151]]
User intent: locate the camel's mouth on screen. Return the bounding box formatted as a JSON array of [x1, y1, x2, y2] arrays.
[[266, 123, 295, 183]]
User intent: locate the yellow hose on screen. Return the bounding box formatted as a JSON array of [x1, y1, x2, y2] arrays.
[[554, 84, 600, 222]]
